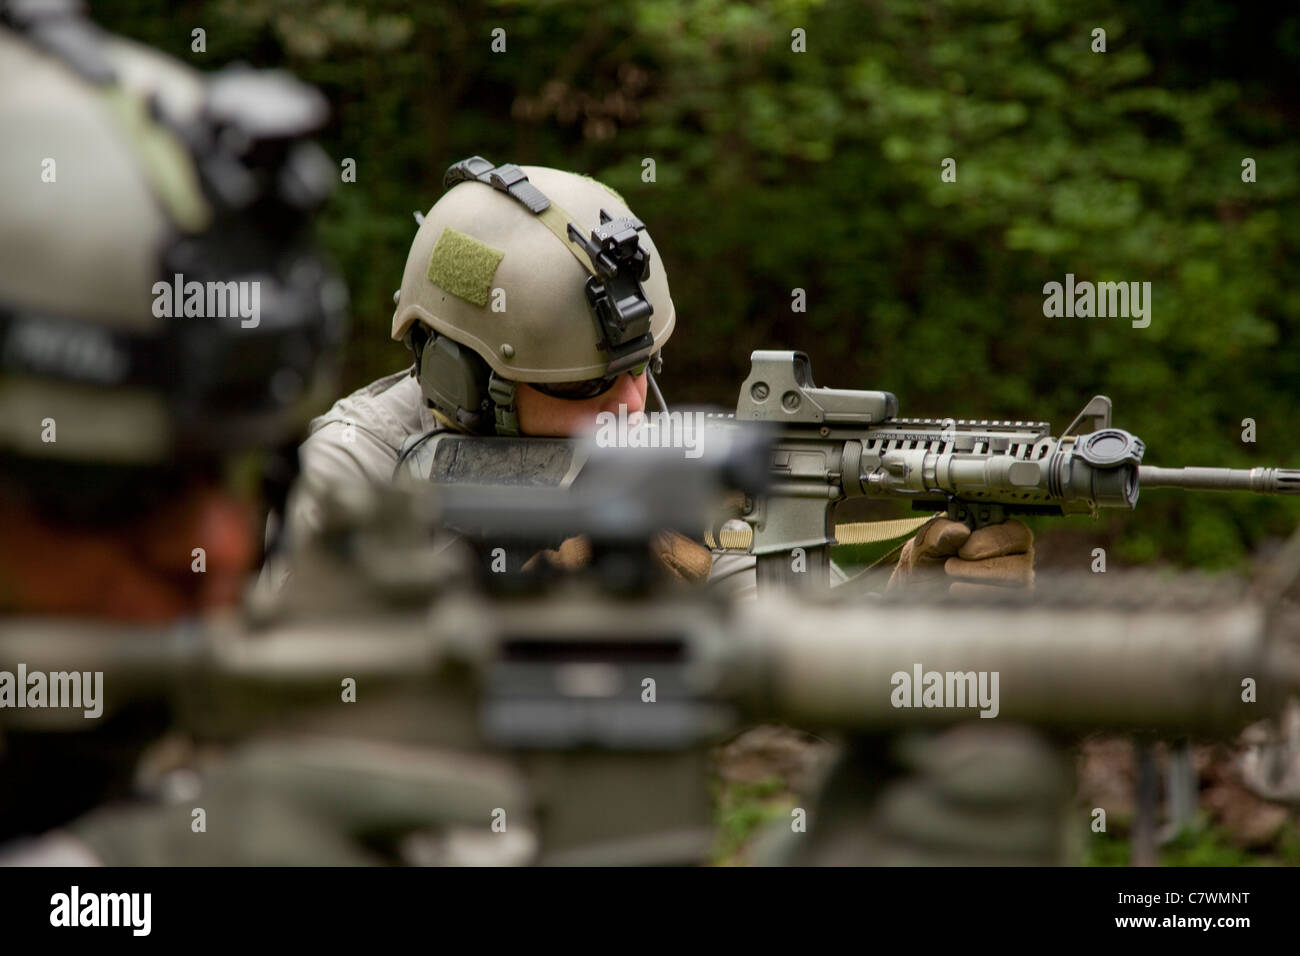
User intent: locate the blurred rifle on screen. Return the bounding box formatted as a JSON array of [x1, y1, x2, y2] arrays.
[[5, 437, 1299, 863]]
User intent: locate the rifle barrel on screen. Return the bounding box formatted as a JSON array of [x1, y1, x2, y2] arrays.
[[1139, 466, 1300, 495]]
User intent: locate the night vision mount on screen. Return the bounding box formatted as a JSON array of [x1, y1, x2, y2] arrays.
[[565, 211, 656, 375]]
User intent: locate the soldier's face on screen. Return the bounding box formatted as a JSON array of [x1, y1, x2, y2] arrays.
[[514, 370, 648, 436], [0, 483, 257, 621]]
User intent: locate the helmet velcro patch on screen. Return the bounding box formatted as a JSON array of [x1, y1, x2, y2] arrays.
[[426, 226, 505, 307]]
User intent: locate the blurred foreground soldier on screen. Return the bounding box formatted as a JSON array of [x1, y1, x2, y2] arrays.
[[0, 1, 440, 863], [0, 7, 343, 622], [285, 154, 1032, 594]]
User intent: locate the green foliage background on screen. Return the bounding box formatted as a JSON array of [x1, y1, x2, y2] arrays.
[[98, 0, 1300, 568]]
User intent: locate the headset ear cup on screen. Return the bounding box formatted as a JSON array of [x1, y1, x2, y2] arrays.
[[417, 333, 492, 431]]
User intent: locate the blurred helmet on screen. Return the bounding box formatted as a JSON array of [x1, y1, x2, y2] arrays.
[[391, 157, 675, 435], [0, 0, 346, 519]]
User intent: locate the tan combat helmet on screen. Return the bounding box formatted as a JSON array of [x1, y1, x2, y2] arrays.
[[0, 1, 345, 521], [392, 157, 675, 435]]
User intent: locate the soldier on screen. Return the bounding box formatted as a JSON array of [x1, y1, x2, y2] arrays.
[[286, 154, 1034, 596], [0, 1, 505, 865], [278, 157, 726, 584]]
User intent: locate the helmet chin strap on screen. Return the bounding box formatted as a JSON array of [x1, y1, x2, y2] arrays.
[[488, 372, 521, 437]]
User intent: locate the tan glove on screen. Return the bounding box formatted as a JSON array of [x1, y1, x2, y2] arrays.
[[652, 530, 714, 584], [887, 518, 1034, 597], [522, 535, 593, 572]]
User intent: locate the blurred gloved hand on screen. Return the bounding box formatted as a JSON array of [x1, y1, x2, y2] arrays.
[[524, 532, 713, 584], [523, 535, 593, 572], [887, 518, 1034, 597], [652, 530, 714, 584], [59, 738, 532, 866]]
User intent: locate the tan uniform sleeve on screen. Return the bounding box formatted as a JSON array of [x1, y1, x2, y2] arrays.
[[284, 368, 431, 545]]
